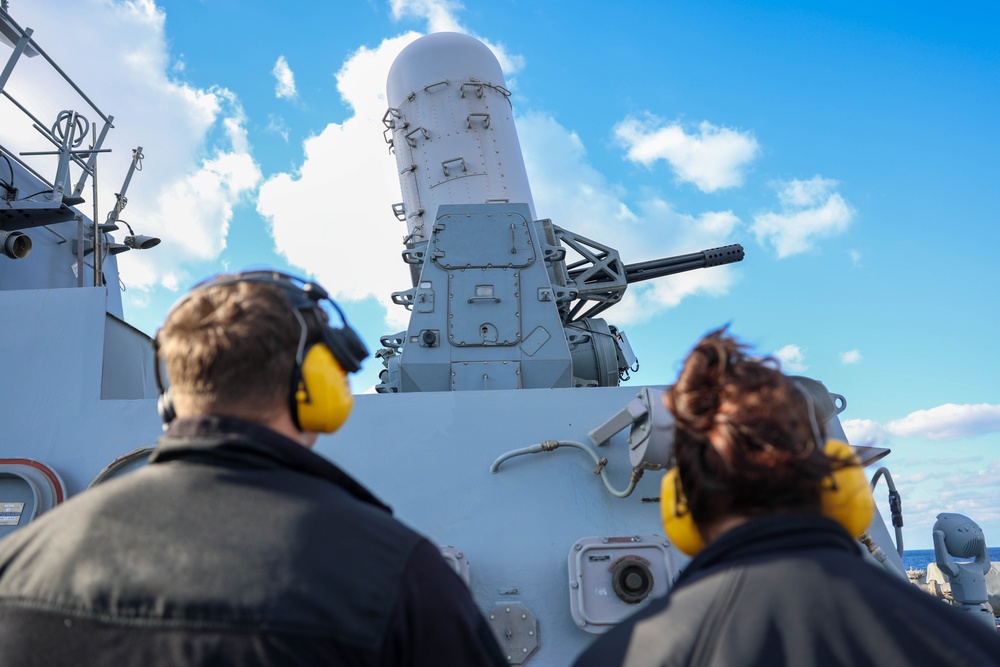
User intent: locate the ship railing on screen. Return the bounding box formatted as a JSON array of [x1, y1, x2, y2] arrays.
[[0, 7, 113, 201]]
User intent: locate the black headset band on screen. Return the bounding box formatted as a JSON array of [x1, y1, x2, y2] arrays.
[[153, 270, 369, 427], [172, 270, 368, 372]]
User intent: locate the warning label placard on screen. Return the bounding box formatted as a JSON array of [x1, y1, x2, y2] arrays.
[[0, 503, 25, 526]]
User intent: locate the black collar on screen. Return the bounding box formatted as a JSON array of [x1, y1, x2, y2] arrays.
[[677, 514, 863, 588], [151, 415, 392, 514]]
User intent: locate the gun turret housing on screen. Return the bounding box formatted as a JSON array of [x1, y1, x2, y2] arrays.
[[376, 33, 743, 394]]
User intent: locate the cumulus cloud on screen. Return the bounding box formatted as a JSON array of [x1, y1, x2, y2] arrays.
[[752, 176, 854, 258], [840, 349, 862, 364], [0, 0, 261, 302], [259, 0, 534, 331], [389, 0, 524, 74], [843, 404, 1000, 445], [273, 55, 297, 100], [390, 0, 463, 31], [842, 418, 889, 447], [517, 112, 743, 324], [266, 113, 290, 141], [886, 404, 1000, 440], [257, 33, 420, 329], [259, 4, 743, 329], [942, 460, 1000, 488], [773, 344, 807, 373], [614, 116, 760, 192]]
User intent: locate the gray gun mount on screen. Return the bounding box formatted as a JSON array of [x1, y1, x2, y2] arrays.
[[375, 31, 743, 394], [375, 202, 744, 393]]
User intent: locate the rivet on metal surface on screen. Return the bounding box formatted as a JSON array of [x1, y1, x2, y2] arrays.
[[487, 602, 538, 664]]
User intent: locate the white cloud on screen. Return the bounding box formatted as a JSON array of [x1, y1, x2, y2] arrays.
[[517, 112, 743, 324], [614, 116, 760, 193], [273, 55, 297, 100], [0, 0, 261, 302], [266, 114, 290, 142], [931, 456, 983, 466], [752, 176, 854, 258], [390, 0, 463, 32], [773, 344, 807, 372], [258, 33, 420, 329], [259, 9, 744, 330], [942, 460, 1000, 489], [843, 404, 1000, 445], [886, 404, 1000, 440], [259, 0, 529, 331], [842, 418, 888, 446], [840, 349, 862, 364], [389, 0, 524, 74]]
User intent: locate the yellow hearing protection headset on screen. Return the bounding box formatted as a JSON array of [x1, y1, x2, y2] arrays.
[[660, 439, 875, 556], [295, 338, 355, 433], [155, 271, 369, 434]]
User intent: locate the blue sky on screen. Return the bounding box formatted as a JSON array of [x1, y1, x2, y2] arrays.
[[5, 0, 998, 550]]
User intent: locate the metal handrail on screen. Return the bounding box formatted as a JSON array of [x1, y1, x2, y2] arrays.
[[0, 10, 112, 124]]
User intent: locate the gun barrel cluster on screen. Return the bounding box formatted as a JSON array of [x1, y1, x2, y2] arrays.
[[623, 244, 744, 284]]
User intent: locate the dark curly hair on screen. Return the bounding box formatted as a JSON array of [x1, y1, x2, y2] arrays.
[[665, 326, 835, 528]]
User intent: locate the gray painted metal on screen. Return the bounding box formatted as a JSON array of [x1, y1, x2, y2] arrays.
[[320, 386, 677, 660], [0, 13, 922, 667]]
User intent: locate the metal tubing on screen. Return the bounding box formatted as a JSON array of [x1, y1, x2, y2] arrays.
[[0, 13, 111, 124], [0, 26, 30, 93], [74, 116, 113, 197]]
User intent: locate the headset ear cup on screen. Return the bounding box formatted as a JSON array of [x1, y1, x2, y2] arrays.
[[661, 468, 706, 557], [157, 387, 176, 426], [295, 344, 353, 434], [821, 439, 875, 537], [325, 324, 368, 374]]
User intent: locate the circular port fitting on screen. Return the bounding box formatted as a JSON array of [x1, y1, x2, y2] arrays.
[[1, 231, 31, 259], [611, 556, 653, 604]]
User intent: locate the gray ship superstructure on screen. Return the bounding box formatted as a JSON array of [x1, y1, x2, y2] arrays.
[[0, 12, 981, 665], [0, 8, 162, 515]]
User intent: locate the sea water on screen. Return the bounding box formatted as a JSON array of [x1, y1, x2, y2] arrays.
[[901, 547, 1000, 572]]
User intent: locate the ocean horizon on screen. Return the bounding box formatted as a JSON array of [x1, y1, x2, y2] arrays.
[[901, 547, 1000, 573]]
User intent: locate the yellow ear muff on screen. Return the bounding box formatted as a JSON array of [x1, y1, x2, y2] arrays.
[[660, 440, 874, 556], [660, 467, 706, 557], [821, 439, 875, 537], [295, 343, 353, 434]]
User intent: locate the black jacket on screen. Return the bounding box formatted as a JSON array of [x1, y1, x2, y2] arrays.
[[0, 416, 507, 666], [573, 515, 1000, 667]]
